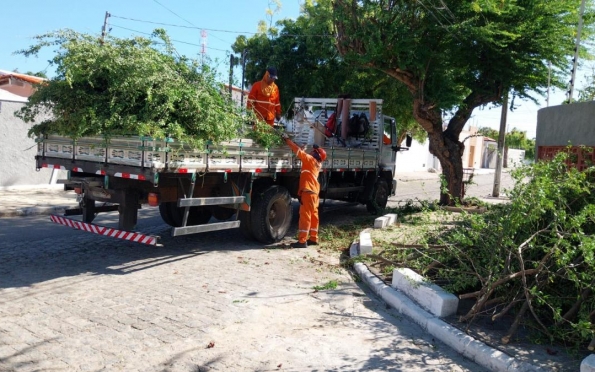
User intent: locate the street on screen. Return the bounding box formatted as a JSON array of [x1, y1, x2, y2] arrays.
[[0, 173, 513, 371]]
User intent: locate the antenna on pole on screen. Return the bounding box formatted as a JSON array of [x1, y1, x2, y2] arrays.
[[100, 11, 110, 44], [200, 29, 208, 63]]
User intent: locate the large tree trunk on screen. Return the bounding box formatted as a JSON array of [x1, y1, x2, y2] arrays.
[[428, 132, 465, 205], [409, 96, 467, 206]]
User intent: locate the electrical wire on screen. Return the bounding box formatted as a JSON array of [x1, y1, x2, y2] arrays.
[[110, 24, 230, 52], [151, 0, 195, 27], [110, 14, 331, 38], [148, 1, 233, 45]]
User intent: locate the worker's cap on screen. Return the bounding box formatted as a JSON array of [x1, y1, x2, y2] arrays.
[[311, 144, 326, 162], [267, 67, 278, 79]]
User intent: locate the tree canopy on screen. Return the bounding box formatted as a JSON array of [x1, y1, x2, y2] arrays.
[[231, 1, 426, 144], [329, 0, 595, 204]]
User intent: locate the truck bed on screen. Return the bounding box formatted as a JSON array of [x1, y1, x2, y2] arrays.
[[35, 98, 393, 179]]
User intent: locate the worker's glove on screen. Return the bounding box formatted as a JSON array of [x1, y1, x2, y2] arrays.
[[276, 113, 282, 121], [280, 132, 289, 140]]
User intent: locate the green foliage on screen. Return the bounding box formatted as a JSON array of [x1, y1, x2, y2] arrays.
[[329, 0, 595, 203], [246, 120, 284, 149], [405, 154, 595, 347], [15, 29, 253, 149], [231, 1, 425, 145], [477, 127, 499, 140], [478, 127, 535, 160], [313, 279, 339, 291], [577, 65, 595, 102]]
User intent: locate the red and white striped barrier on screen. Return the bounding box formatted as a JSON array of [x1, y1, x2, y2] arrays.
[[49, 215, 158, 246]]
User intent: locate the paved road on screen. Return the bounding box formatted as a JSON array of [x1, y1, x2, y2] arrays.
[[0, 173, 512, 371]]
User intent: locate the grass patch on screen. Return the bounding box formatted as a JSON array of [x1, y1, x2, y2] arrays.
[[313, 280, 339, 291]]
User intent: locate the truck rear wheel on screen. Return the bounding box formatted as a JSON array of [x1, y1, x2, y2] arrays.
[[159, 202, 212, 227], [238, 210, 253, 239], [250, 185, 292, 244], [366, 179, 389, 215]]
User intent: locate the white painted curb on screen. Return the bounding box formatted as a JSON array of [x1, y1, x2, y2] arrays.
[[392, 268, 458, 317], [582, 354, 595, 372], [352, 214, 593, 371], [353, 262, 544, 372]]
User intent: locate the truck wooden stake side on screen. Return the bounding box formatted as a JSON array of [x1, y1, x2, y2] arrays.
[[35, 97, 409, 245]]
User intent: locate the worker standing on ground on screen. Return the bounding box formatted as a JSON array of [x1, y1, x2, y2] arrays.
[[281, 132, 326, 248], [247, 67, 282, 126]]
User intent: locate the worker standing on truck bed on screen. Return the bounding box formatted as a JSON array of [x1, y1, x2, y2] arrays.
[[281, 132, 327, 248], [247, 67, 282, 126]]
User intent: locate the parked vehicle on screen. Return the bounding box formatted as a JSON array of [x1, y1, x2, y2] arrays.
[[36, 97, 409, 245]]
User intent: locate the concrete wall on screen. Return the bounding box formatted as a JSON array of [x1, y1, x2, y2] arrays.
[[507, 148, 525, 167], [536, 101, 595, 147], [395, 138, 433, 172], [0, 100, 66, 189]]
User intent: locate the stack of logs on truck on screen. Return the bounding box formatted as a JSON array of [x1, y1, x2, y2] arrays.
[[37, 97, 409, 246], [536, 101, 595, 169]]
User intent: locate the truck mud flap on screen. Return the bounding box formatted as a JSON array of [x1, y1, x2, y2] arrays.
[[49, 214, 159, 246]]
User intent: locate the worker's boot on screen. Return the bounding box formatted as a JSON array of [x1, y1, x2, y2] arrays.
[[290, 241, 307, 248], [306, 240, 318, 246]]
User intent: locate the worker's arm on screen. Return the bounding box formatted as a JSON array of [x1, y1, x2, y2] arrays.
[[282, 135, 304, 154]]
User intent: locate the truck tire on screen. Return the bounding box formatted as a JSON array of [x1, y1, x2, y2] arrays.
[[250, 185, 293, 244], [159, 202, 212, 227], [158, 203, 176, 226], [238, 210, 253, 239], [211, 206, 235, 221], [366, 179, 389, 215]]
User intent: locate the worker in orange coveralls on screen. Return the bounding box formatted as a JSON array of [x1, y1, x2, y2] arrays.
[[247, 67, 281, 126], [280, 132, 327, 248]]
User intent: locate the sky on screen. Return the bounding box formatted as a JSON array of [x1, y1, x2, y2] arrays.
[[2, 0, 591, 140]]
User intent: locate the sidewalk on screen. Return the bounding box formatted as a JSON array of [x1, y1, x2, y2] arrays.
[[0, 186, 79, 218]]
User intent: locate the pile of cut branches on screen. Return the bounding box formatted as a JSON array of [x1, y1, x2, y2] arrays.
[[15, 29, 282, 149], [376, 153, 595, 349]]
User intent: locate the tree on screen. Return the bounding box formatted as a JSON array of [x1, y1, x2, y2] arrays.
[[330, 0, 594, 205], [231, 2, 426, 144], [477, 127, 499, 141], [577, 65, 595, 101]]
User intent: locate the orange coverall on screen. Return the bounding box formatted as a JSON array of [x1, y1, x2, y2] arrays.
[[285, 138, 321, 244], [247, 73, 281, 126]]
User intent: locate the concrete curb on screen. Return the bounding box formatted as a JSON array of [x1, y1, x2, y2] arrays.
[[352, 262, 544, 372], [350, 212, 549, 372]]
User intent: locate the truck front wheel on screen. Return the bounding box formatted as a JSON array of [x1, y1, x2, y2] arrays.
[[250, 185, 293, 244], [366, 179, 389, 215]]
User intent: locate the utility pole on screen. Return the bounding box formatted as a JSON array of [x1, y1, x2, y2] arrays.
[[492, 91, 508, 197], [229, 54, 235, 98], [547, 61, 551, 107], [568, 0, 586, 102], [240, 49, 248, 108], [100, 11, 110, 43]]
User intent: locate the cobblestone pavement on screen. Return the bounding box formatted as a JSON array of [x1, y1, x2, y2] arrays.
[[0, 211, 485, 372], [0, 171, 513, 371]]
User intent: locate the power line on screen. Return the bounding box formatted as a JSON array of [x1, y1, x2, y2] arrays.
[[110, 14, 331, 38], [151, 0, 195, 27], [112, 14, 257, 34], [149, 1, 233, 46], [110, 24, 230, 52]]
